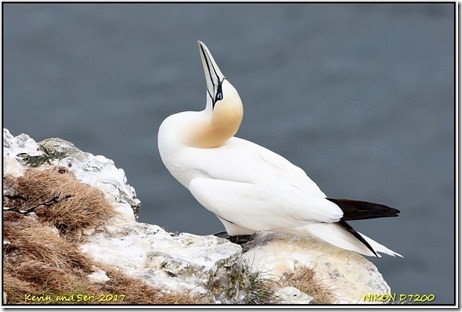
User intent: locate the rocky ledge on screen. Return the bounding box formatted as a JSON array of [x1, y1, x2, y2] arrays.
[[2, 129, 393, 305]]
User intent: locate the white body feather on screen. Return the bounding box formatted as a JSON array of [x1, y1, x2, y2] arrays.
[[158, 42, 401, 258]]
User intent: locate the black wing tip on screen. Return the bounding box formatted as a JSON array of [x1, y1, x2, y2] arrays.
[[327, 198, 400, 221]]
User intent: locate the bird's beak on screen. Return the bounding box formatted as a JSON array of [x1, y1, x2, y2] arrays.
[[198, 41, 225, 107]]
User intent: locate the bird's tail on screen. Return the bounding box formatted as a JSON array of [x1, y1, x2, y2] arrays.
[[287, 222, 403, 258]]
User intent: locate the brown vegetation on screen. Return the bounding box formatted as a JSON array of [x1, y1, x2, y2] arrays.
[[3, 167, 115, 236], [279, 266, 336, 304], [3, 167, 210, 305], [3, 166, 331, 305]]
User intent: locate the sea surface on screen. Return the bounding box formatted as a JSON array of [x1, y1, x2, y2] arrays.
[[4, 3, 455, 304]]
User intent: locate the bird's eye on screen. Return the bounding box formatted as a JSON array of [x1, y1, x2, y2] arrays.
[[215, 91, 223, 102], [215, 83, 223, 102]]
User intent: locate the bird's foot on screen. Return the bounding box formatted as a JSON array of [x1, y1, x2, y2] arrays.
[[213, 231, 255, 245]]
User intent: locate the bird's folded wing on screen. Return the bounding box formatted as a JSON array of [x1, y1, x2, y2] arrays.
[[189, 177, 343, 232]]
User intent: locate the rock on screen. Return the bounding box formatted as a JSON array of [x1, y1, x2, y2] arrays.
[[3, 157, 25, 178], [2, 129, 395, 304], [274, 287, 314, 304], [79, 222, 243, 301], [2, 129, 140, 221], [3, 129, 42, 159], [242, 232, 392, 304], [87, 268, 110, 284]]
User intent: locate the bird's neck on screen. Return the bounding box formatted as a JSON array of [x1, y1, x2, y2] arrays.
[[186, 100, 243, 148]]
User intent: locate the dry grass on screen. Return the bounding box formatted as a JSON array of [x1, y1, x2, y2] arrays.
[[3, 212, 93, 269], [280, 266, 336, 304], [3, 212, 96, 304], [4, 167, 115, 236], [3, 167, 210, 305]]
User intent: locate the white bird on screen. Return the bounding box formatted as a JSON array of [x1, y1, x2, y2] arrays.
[[158, 41, 402, 257]]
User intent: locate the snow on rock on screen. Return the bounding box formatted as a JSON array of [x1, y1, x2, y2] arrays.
[[242, 232, 392, 304]]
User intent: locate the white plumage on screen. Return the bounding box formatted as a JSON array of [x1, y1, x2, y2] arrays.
[[158, 41, 402, 258]]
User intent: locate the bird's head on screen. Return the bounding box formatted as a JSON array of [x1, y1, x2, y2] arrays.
[[192, 41, 243, 147]]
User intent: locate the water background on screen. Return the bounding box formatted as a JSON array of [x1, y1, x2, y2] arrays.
[[3, 3, 455, 304]]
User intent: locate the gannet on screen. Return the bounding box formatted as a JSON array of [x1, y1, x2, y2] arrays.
[[158, 41, 402, 257]]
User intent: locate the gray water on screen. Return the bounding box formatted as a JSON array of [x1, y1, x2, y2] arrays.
[[3, 3, 455, 305]]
